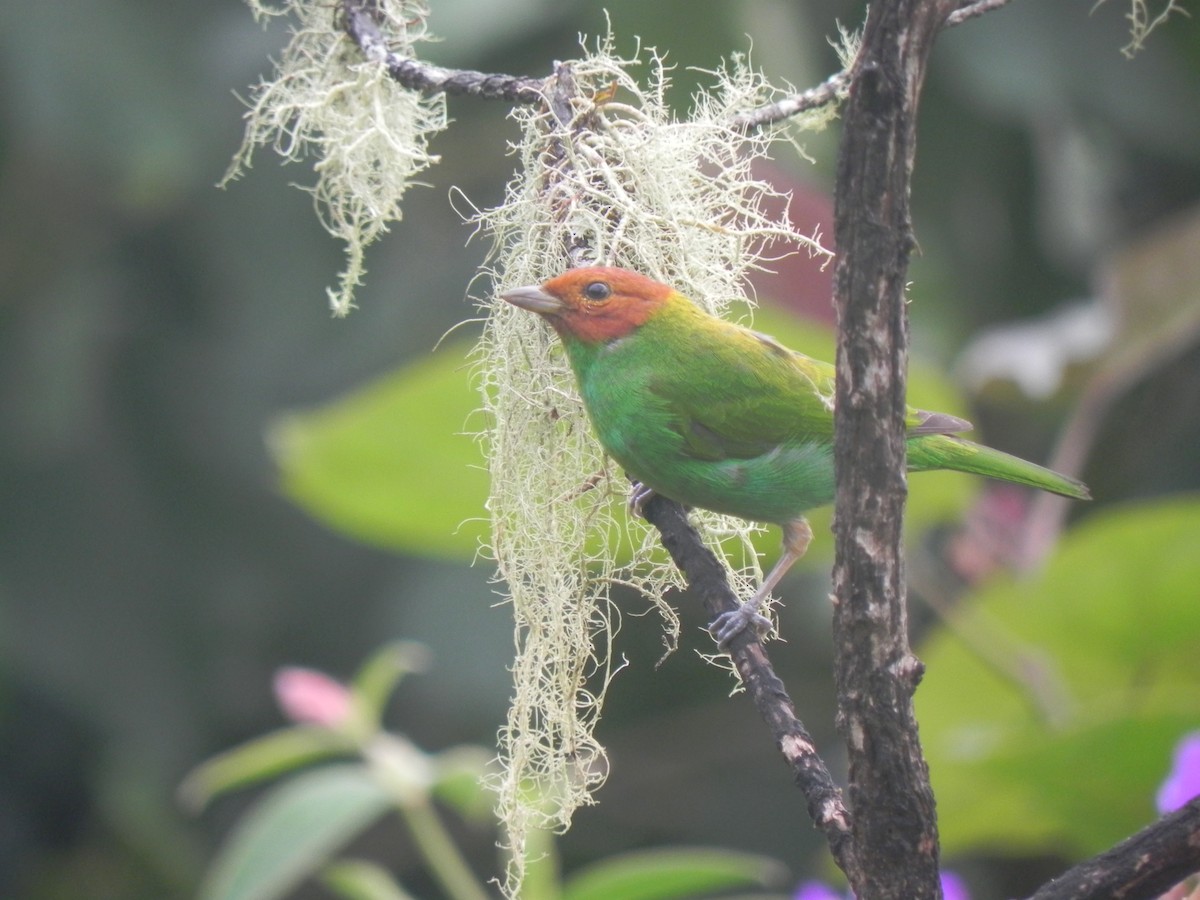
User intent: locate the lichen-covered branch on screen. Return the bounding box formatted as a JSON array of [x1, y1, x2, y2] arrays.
[[340, 0, 545, 102], [730, 69, 851, 134], [335, 0, 1018, 139]]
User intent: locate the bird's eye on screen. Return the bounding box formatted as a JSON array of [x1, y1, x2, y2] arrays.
[[583, 281, 612, 302]]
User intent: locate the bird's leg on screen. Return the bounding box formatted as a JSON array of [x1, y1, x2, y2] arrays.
[[710, 517, 813, 647], [628, 481, 656, 518]]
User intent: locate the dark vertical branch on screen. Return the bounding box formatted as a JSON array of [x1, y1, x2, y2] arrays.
[[831, 1, 957, 897]]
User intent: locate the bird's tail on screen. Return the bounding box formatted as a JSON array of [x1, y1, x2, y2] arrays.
[[908, 434, 1090, 500]]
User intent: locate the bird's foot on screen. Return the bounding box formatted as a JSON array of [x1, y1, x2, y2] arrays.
[[628, 481, 656, 518], [709, 601, 772, 648]]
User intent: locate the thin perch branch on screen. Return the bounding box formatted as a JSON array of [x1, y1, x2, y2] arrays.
[[638, 493, 856, 877]]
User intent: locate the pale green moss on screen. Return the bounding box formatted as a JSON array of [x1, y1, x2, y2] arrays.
[[1118, 0, 1189, 58], [473, 35, 832, 896], [225, 0, 447, 315]]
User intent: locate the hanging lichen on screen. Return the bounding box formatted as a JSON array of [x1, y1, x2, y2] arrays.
[[472, 33, 835, 895], [224, 0, 447, 315]]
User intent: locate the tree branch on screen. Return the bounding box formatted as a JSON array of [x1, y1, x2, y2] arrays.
[[638, 493, 856, 877], [730, 69, 851, 133], [1026, 799, 1200, 900], [340, 0, 544, 103], [830, 0, 958, 896], [339, 0, 1018, 136]]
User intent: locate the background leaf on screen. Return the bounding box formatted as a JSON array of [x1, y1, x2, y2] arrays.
[[271, 344, 488, 559], [200, 765, 392, 900], [321, 858, 418, 900], [562, 846, 789, 900], [179, 727, 348, 811], [918, 495, 1200, 856]]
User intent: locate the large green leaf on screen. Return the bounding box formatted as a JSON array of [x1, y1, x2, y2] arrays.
[[270, 344, 488, 559], [200, 764, 393, 900], [917, 495, 1200, 857]]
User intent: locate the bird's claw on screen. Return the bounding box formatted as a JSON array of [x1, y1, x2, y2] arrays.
[[709, 603, 772, 647], [628, 481, 656, 518]]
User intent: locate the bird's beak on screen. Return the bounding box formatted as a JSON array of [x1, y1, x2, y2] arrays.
[[500, 284, 564, 316]]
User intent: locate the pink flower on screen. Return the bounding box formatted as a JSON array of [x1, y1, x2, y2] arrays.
[[273, 666, 353, 728]]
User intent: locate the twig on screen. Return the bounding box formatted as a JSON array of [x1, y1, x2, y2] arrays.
[[1026, 799, 1200, 900], [730, 70, 850, 133], [638, 493, 856, 877], [733, 0, 1013, 131], [340, 0, 544, 104], [948, 0, 1015, 26]]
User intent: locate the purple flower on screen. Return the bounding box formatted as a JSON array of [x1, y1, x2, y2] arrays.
[[941, 870, 970, 900], [795, 872, 969, 899], [1157, 731, 1200, 814], [794, 883, 844, 900]]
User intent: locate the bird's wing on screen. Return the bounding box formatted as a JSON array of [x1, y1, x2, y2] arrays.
[[645, 319, 974, 463], [646, 323, 838, 462]]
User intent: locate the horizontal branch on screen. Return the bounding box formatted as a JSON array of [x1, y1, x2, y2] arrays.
[[341, 0, 1016, 133], [341, 0, 544, 104], [730, 70, 850, 133], [1027, 799, 1200, 900]]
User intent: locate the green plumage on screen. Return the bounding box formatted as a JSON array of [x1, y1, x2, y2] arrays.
[[555, 284, 1088, 526], [502, 266, 1089, 642]]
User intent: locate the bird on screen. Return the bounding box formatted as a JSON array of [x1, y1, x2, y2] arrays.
[[501, 266, 1090, 645]]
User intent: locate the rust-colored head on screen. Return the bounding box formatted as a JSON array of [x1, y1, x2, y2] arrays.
[[500, 266, 674, 343]]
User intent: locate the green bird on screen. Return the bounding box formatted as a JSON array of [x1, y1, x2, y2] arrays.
[[501, 266, 1090, 644]]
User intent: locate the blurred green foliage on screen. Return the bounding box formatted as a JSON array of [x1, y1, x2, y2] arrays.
[[271, 347, 490, 560], [920, 496, 1200, 857], [1, 1, 1198, 898], [186, 647, 787, 900]]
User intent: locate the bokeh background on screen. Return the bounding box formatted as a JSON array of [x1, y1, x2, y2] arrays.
[[2, 1, 1199, 897]]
